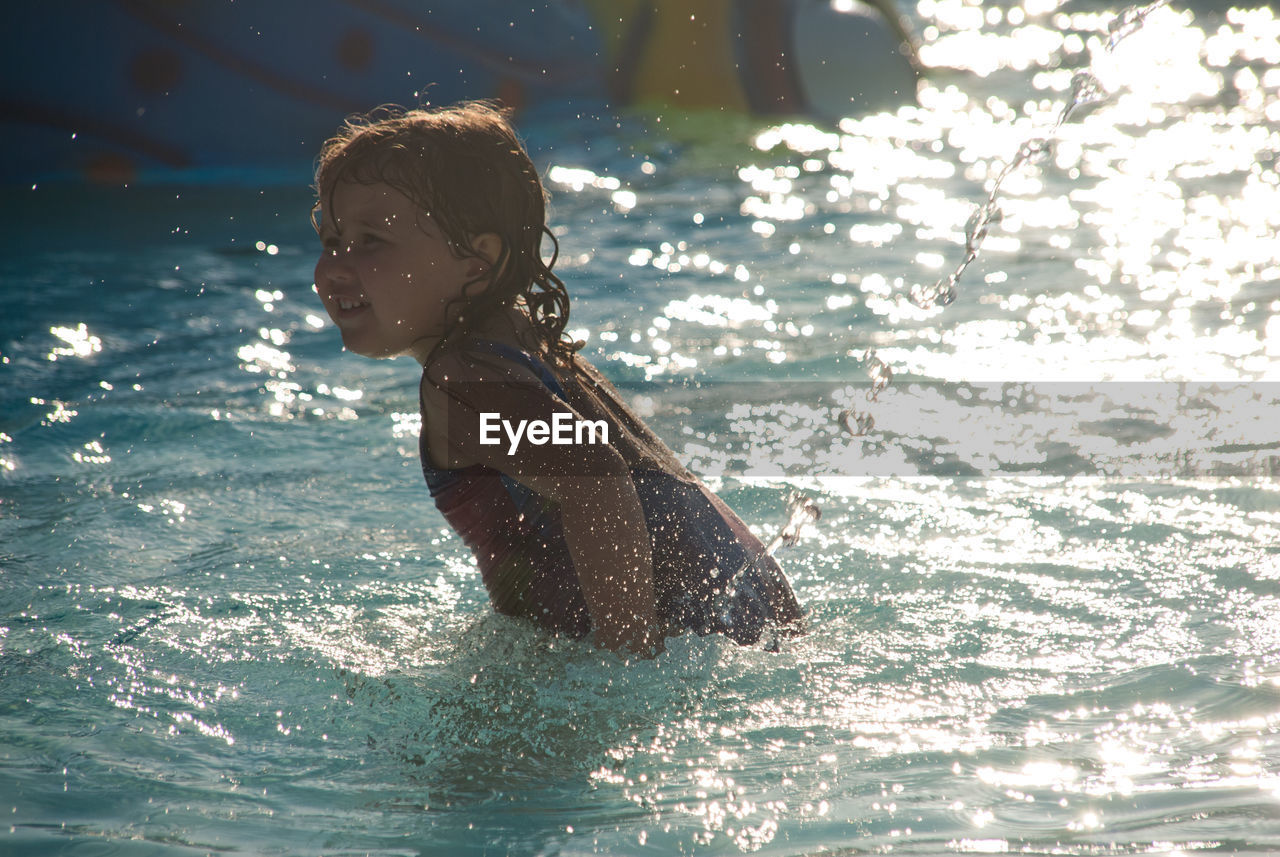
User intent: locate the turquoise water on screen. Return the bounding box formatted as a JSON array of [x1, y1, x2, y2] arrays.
[[4, 2, 1280, 854]]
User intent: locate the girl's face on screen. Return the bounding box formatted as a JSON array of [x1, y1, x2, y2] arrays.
[[314, 180, 485, 363]]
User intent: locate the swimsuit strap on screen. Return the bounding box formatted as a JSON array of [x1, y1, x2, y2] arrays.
[[463, 338, 568, 400], [418, 338, 566, 415]]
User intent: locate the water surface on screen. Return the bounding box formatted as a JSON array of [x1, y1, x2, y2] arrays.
[[3, 1, 1279, 854]]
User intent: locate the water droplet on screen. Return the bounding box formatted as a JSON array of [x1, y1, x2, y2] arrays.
[[909, 281, 938, 309], [777, 493, 822, 547], [864, 350, 893, 399], [1015, 137, 1051, 168], [1106, 6, 1142, 50], [838, 408, 875, 436], [1106, 0, 1167, 52], [1062, 72, 1109, 123], [1070, 71, 1107, 107], [965, 204, 1003, 254]]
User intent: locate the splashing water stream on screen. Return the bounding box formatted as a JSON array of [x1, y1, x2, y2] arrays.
[[847, 0, 1175, 439], [3, 0, 1279, 853]]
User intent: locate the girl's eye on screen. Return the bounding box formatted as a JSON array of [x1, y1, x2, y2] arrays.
[[320, 234, 381, 252]]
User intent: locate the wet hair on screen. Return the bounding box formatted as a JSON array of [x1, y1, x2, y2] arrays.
[[312, 100, 576, 363]]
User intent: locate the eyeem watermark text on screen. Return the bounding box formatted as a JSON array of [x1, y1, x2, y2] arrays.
[[480, 412, 609, 455]]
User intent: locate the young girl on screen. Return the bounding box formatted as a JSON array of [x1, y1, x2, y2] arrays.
[[312, 101, 804, 655]]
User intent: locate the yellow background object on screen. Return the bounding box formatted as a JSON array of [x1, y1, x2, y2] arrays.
[[586, 0, 750, 111]]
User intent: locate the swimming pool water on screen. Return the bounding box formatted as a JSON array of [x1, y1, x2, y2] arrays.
[[3, 2, 1279, 854]]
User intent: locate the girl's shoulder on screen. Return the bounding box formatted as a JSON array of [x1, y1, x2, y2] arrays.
[[417, 334, 574, 471], [420, 333, 566, 412], [425, 309, 558, 380]]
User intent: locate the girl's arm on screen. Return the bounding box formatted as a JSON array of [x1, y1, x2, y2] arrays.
[[422, 352, 663, 655], [546, 470, 662, 655]]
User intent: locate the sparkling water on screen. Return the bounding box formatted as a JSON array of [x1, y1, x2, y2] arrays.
[[3, 1, 1279, 854]]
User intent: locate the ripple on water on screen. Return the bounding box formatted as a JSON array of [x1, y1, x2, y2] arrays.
[[3, 0, 1280, 854]]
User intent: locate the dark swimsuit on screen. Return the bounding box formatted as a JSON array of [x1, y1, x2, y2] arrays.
[[419, 340, 804, 646]]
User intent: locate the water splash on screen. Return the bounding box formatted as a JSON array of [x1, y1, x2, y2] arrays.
[[1062, 70, 1108, 124], [717, 491, 820, 647], [841, 0, 1175, 440], [1106, 0, 1171, 51], [764, 491, 822, 555], [837, 407, 875, 437], [863, 348, 894, 400], [838, 348, 895, 439], [910, 0, 1171, 313]]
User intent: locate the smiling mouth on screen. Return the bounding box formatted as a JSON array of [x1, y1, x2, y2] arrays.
[[332, 297, 371, 317]]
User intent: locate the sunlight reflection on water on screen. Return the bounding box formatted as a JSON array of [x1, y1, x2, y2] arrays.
[[2, 0, 1279, 854]]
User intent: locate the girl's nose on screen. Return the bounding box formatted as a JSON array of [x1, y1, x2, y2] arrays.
[[314, 247, 355, 287]]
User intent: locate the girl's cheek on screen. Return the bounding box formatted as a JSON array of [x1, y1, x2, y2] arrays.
[[313, 255, 331, 285]]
